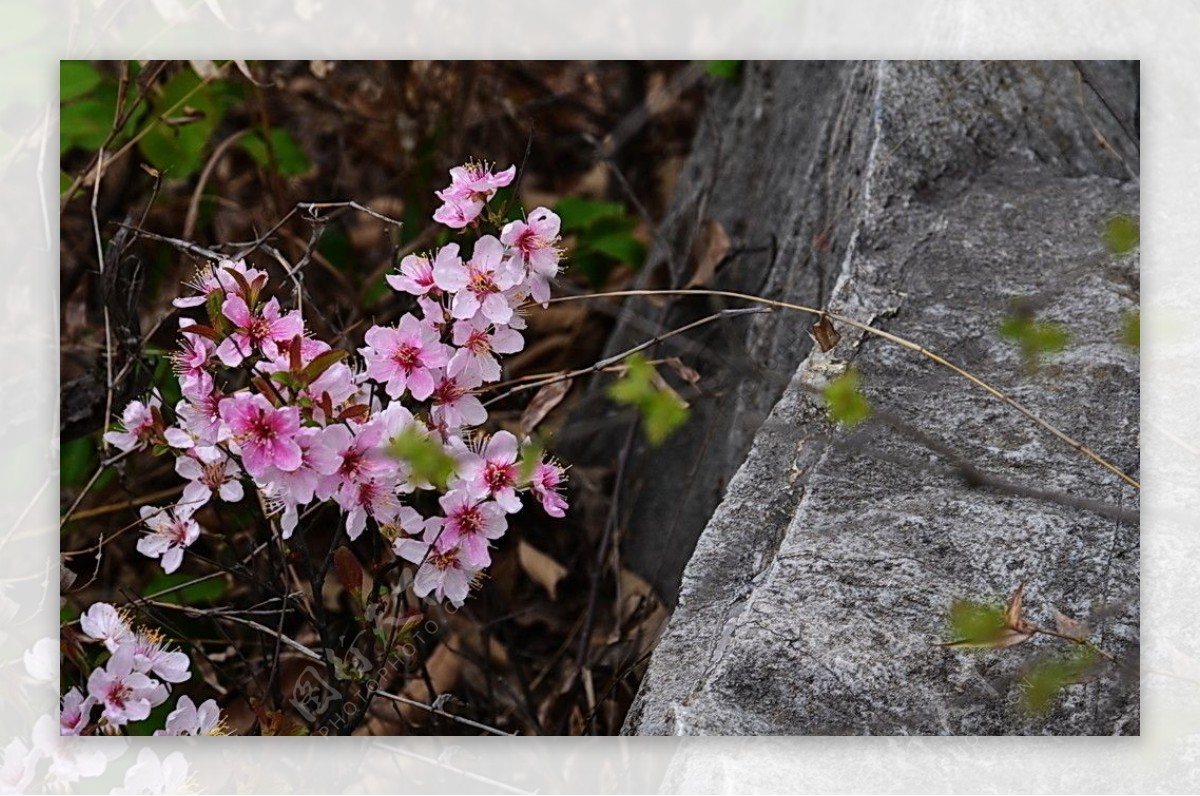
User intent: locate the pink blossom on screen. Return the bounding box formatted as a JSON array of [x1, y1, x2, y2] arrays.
[[318, 422, 388, 500], [172, 320, 215, 399], [0, 737, 38, 792], [448, 316, 525, 384], [175, 447, 243, 508], [175, 392, 226, 447], [215, 295, 304, 366], [79, 602, 135, 653], [129, 630, 191, 683], [136, 504, 202, 574], [60, 687, 95, 736], [501, 206, 562, 304], [111, 748, 189, 794], [429, 369, 487, 431], [432, 162, 515, 229], [439, 235, 521, 325], [102, 397, 161, 452], [393, 520, 479, 608], [461, 431, 522, 513], [388, 244, 460, 296], [86, 645, 168, 727], [260, 425, 349, 537], [264, 425, 347, 504], [319, 422, 406, 539], [531, 459, 569, 518], [219, 392, 303, 476], [155, 695, 226, 736], [258, 337, 357, 420], [437, 490, 507, 568], [341, 475, 403, 541], [360, 314, 450, 401], [172, 258, 263, 308]]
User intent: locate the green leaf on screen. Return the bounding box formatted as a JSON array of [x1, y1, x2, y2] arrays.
[[705, 60, 742, 80], [999, 313, 1070, 370], [1020, 647, 1098, 714], [641, 389, 690, 445], [823, 368, 872, 428], [389, 427, 458, 491], [607, 354, 690, 446], [268, 128, 311, 176], [61, 60, 102, 102], [1104, 214, 1139, 255], [137, 70, 225, 180], [553, 196, 626, 231], [151, 355, 183, 410], [518, 439, 545, 484], [60, 436, 98, 488], [143, 573, 229, 606], [60, 170, 73, 195], [1121, 309, 1140, 350], [587, 231, 646, 268], [947, 600, 1008, 646], [60, 98, 115, 154], [240, 128, 311, 176]]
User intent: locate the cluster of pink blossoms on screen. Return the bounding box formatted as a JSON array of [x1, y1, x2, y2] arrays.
[[102, 161, 569, 609], [61, 602, 226, 736]]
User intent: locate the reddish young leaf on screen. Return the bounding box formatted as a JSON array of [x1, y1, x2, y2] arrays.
[[224, 265, 254, 303], [300, 350, 348, 387], [338, 404, 370, 422], [288, 335, 303, 374]]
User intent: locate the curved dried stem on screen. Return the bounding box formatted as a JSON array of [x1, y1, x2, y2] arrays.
[[544, 288, 1140, 490]]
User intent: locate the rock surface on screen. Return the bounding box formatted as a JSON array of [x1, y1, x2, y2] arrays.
[[621, 61, 1139, 735], [564, 60, 1138, 608]]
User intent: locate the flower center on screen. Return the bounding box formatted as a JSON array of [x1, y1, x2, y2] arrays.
[[484, 462, 514, 492], [430, 548, 461, 571], [469, 270, 497, 295], [108, 681, 131, 709], [465, 330, 491, 354], [247, 316, 272, 344], [202, 461, 225, 488], [392, 343, 421, 372], [251, 415, 276, 442], [455, 506, 481, 534], [433, 377, 465, 404]]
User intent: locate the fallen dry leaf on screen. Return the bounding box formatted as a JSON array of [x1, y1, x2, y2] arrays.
[[684, 219, 731, 289], [941, 626, 1036, 650], [520, 378, 572, 435], [518, 540, 568, 600], [809, 315, 842, 353], [1053, 609, 1089, 641], [1005, 580, 1032, 632], [664, 357, 701, 386]]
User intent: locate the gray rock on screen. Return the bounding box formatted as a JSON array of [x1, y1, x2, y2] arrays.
[[562, 60, 1138, 608], [621, 61, 1139, 735]]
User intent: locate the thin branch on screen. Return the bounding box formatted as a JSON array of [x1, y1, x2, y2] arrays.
[[371, 689, 516, 737], [1030, 624, 1121, 664], [183, 129, 250, 240], [543, 288, 1140, 490], [92, 147, 116, 458], [480, 306, 769, 408], [62, 484, 184, 525]]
